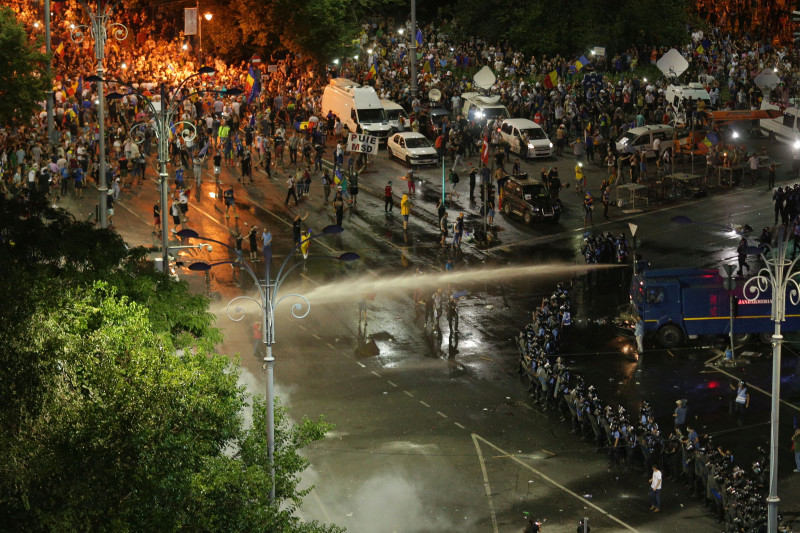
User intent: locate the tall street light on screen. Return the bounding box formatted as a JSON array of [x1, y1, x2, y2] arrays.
[[70, 0, 128, 229], [86, 68, 241, 272], [199, 10, 212, 58], [742, 227, 799, 532], [179, 226, 359, 501]]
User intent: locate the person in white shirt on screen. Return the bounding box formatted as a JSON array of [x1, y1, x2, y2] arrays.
[[648, 465, 662, 512]]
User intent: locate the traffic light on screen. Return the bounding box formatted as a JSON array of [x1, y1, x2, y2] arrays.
[[793, 11, 800, 45]]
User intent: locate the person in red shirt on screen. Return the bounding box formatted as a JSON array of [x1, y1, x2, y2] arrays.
[[384, 180, 393, 212]]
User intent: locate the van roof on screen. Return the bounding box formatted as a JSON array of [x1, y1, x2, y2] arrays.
[[329, 78, 360, 88], [380, 99, 404, 110], [502, 118, 542, 129], [626, 124, 673, 135]]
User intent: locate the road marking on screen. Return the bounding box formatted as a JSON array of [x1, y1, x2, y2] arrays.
[[370, 370, 382, 378], [312, 334, 321, 340], [419, 400, 430, 408], [310, 487, 332, 524], [473, 433, 639, 532], [540, 449, 556, 456], [472, 433, 500, 533], [356, 362, 366, 368], [326, 343, 334, 349], [454, 422, 466, 429], [705, 362, 800, 413], [436, 411, 448, 419], [403, 390, 414, 398], [386, 380, 398, 387]]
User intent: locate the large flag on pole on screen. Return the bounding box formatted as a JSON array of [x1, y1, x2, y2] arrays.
[[574, 55, 590, 72], [415, 28, 423, 46], [247, 70, 261, 105], [245, 66, 255, 96]]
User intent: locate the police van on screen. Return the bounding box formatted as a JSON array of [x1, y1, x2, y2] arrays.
[[321, 79, 392, 141], [460, 92, 510, 124], [380, 99, 410, 132], [758, 100, 800, 145]]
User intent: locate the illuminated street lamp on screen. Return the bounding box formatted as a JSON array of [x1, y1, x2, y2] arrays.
[[70, 0, 129, 229], [86, 67, 241, 272], [333, 59, 339, 65], [179, 226, 359, 501]]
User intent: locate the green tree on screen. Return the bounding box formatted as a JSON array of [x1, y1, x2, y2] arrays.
[[0, 6, 51, 126], [447, 0, 689, 59], [0, 200, 342, 532]]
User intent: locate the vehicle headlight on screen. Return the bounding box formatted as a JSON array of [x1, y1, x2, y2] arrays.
[[549, 142, 553, 148], [532, 206, 541, 212], [528, 143, 535, 149], [619, 138, 628, 145]]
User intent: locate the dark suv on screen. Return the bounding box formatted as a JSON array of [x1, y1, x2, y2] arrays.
[[502, 174, 561, 224]]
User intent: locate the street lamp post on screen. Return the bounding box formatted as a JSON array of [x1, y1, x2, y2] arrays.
[[742, 227, 799, 532], [86, 67, 240, 272], [180, 226, 359, 502], [409, 0, 417, 97], [44, 0, 57, 155], [198, 10, 212, 59], [70, 0, 128, 229]]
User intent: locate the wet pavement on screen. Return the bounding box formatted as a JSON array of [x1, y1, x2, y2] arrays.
[[54, 129, 800, 532]]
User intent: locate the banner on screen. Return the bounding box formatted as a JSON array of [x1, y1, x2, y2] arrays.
[[184, 8, 198, 36], [346, 133, 378, 154]]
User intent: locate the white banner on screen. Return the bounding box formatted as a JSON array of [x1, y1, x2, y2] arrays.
[[184, 8, 198, 36], [346, 133, 378, 154]]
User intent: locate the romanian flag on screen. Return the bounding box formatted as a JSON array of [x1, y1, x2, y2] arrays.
[[366, 64, 376, 80], [245, 66, 256, 96], [55, 41, 65, 59], [66, 79, 78, 96], [416, 28, 423, 46], [543, 70, 557, 89], [247, 71, 261, 104], [76, 75, 83, 97], [575, 55, 589, 72], [422, 60, 431, 74], [696, 43, 705, 54]]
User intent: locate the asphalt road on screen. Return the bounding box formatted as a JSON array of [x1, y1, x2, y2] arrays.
[[55, 128, 800, 532]]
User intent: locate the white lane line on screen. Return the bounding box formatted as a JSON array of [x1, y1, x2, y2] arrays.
[[436, 411, 448, 419], [325, 343, 334, 349], [312, 334, 321, 340], [403, 390, 414, 398], [356, 362, 366, 368], [472, 433, 500, 533], [473, 433, 639, 532], [300, 272, 321, 286], [370, 370, 381, 378], [419, 400, 430, 408], [454, 422, 466, 429], [706, 363, 800, 413], [386, 380, 398, 387]]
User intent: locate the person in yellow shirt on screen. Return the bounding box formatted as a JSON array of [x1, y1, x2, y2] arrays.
[[400, 193, 412, 231], [575, 162, 585, 194]]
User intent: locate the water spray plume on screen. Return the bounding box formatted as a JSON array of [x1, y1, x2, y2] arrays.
[[295, 263, 618, 305]]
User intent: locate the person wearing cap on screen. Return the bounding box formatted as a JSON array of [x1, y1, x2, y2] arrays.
[[730, 380, 749, 426]]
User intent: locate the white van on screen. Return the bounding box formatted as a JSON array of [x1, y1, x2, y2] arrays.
[[499, 118, 553, 158], [664, 83, 711, 122], [461, 92, 510, 124], [759, 100, 800, 144], [615, 125, 673, 157], [321, 79, 392, 140], [380, 99, 410, 131]]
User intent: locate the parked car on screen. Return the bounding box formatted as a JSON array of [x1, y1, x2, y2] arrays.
[[501, 174, 561, 224], [498, 118, 553, 158], [386, 132, 438, 167]]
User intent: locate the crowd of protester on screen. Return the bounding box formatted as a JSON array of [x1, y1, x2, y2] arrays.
[[2, 0, 800, 208], [517, 282, 774, 531]]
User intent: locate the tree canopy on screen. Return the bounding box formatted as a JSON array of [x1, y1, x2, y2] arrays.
[[0, 198, 342, 533], [0, 6, 50, 126], [447, 0, 690, 59]]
